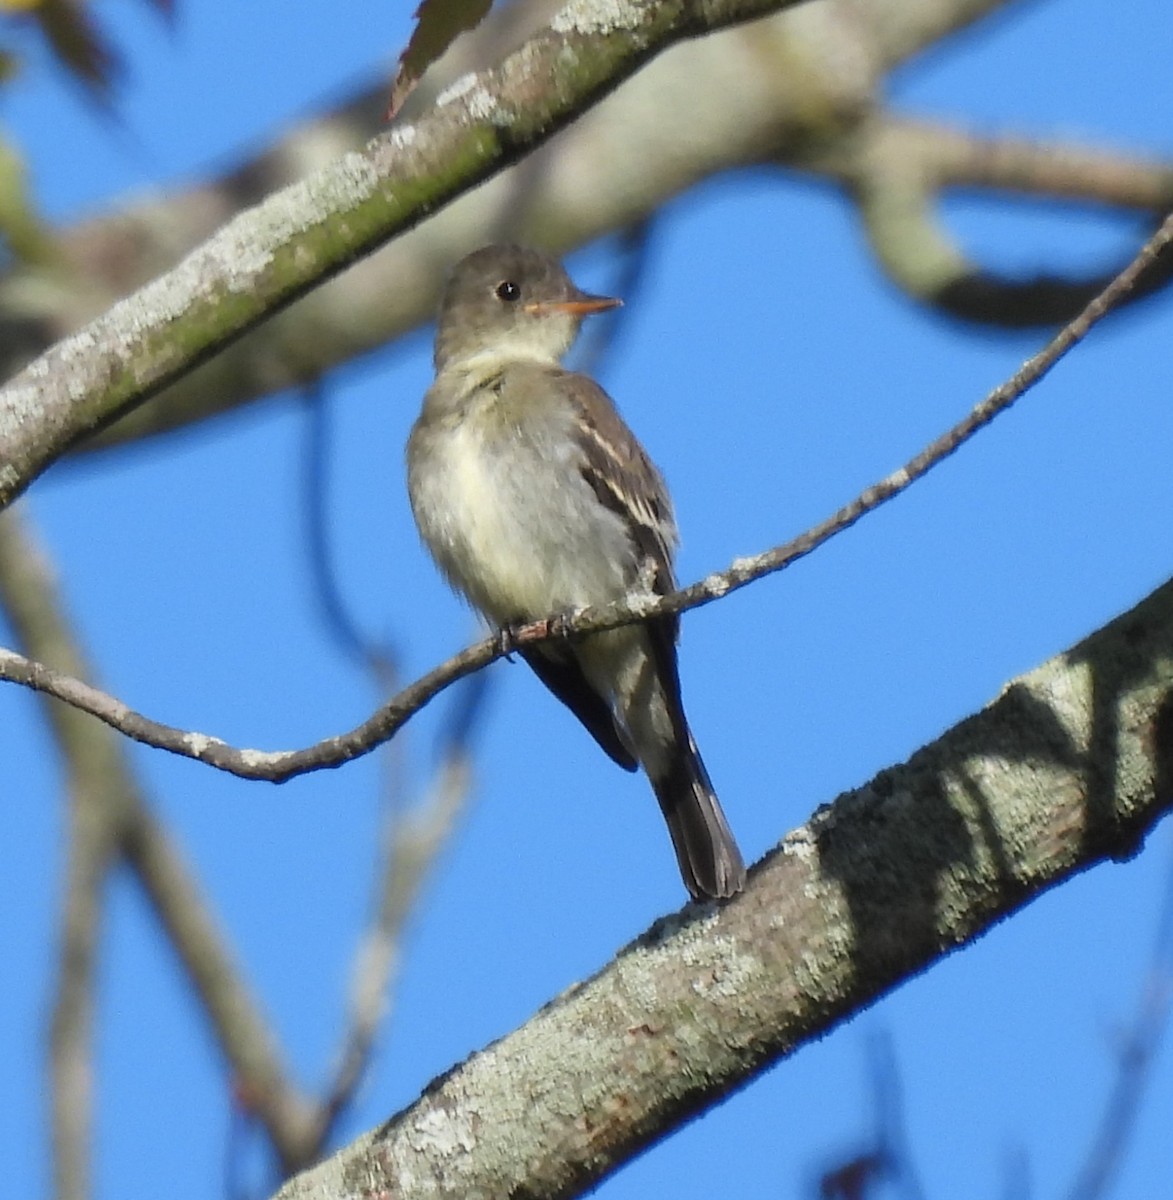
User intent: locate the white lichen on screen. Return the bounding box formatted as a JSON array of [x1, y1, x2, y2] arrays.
[[409, 1105, 478, 1155], [436, 72, 497, 120], [238, 748, 277, 773], [434, 72, 498, 120], [550, 0, 641, 35], [436, 72, 480, 105], [464, 85, 498, 121], [385, 122, 418, 150], [184, 732, 224, 758]]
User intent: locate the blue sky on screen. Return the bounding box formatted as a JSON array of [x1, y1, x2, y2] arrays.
[[2, 1, 1172, 1198]]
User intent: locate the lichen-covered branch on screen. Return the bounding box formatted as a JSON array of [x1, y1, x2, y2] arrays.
[[273, 573, 1173, 1200], [0, 0, 812, 509], [1, 0, 1168, 469]]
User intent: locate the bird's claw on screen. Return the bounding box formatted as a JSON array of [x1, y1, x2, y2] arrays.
[[497, 623, 522, 660], [546, 609, 579, 640], [499, 609, 580, 659]]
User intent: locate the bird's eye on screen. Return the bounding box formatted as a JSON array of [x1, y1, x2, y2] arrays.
[[495, 280, 521, 302]]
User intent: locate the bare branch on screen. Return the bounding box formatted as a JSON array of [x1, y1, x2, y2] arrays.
[[50, 823, 110, 1200], [0, 506, 321, 1171], [860, 0, 1009, 68], [814, 114, 1173, 323], [1064, 846, 1173, 1200], [120, 802, 323, 1170], [0, 3, 1165, 456], [299, 383, 399, 686], [273, 573, 1173, 1199], [2, 211, 1169, 781], [314, 732, 478, 1146], [0, 507, 128, 1200]]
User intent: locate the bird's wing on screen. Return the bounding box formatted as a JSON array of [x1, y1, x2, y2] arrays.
[[557, 371, 679, 601], [559, 370, 693, 733], [518, 645, 639, 771]]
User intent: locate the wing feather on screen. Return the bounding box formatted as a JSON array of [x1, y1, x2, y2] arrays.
[[558, 371, 691, 731], [556, 371, 679, 604]]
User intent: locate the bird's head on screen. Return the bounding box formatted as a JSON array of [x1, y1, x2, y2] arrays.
[[433, 244, 621, 372]]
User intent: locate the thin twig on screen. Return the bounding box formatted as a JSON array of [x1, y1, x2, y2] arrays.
[[300, 384, 399, 689], [49, 820, 112, 1200], [2, 211, 1170, 783], [1064, 841, 1173, 1200], [309, 670, 489, 1149], [313, 727, 479, 1146], [868, 1033, 927, 1200], [120, 801, 322, 1170], [298, 384, 490, 1147]]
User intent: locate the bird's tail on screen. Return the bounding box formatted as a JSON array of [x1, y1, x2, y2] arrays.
[[651, 732, 746, 901]]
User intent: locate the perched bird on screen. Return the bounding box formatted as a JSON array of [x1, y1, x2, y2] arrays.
[[407, 244, 746, 900]]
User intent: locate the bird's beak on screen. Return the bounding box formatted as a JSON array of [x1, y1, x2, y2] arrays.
[[524, 292, 622, 317]]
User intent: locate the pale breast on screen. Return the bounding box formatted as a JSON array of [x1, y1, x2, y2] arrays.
[[409, 393, 636, 625]]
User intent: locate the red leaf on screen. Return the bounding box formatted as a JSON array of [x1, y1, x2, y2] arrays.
[[386, 0, 493, 119]]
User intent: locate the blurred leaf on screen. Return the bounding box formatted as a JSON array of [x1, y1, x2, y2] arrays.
[[0, 49, 21, 84], [387, 0, 493, 119], [1, 0, 173, 102], [0, 134, 54, 264], [27, 0, 120, 98]]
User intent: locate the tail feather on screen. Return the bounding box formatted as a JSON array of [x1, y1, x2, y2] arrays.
[[651, 733, 746, 901]]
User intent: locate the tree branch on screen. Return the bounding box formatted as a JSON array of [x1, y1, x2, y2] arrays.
[[313, 735, 477, 1149], [272, 570, 1173, 1200], [813, 113, 1173, 323], [0, 0, 879, 446], [1, 2, 1166, 456], [1064, 851, 1173, 1200], [2, 210, 1169, 780], [0, 506, 322, 1172], [0, 0, 810, 509]]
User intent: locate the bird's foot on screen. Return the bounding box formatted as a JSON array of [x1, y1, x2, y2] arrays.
[[498, 609, 582, 657], [496, 622, 523, 660], [548, 608, 577, 640]]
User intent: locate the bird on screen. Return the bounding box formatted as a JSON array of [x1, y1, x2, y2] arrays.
[[406, 244, 746, 900]]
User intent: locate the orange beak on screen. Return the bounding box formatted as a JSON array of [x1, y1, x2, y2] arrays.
[[524, 294, 622, 317]]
